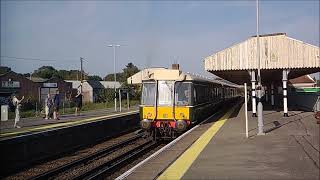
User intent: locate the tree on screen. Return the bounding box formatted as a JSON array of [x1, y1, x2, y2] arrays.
[[123, 63, 139, 80], [33, 66, 58, 79], [102, 63, 141, 100], [0, 66, 11, 74], [32, 66, 82, 80], [104, 73, 125, 82], [103, 63, 139, 83], [121, 63, 141, 100]]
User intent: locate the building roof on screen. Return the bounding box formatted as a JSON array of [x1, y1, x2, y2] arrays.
[[65, 80, 82, 89], [86, 80, 105, 89], [289, 75, 316, 84], [27, 77, 48, 83], [205, 33, 319, 71], [99, 81, 121, 89], [0, 70, 34, 82], [127, 67, 240, 88], [204, 33, 320, 84], [66, 80, 121, 89]]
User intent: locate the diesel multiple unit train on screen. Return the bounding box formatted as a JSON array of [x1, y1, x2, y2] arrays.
[[128, 67, 241, 140]]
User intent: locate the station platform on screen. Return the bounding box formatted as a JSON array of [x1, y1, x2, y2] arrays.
[[161, 103, 319, 179], [0, 106, 139, 139], [127, 102, 319, 180]]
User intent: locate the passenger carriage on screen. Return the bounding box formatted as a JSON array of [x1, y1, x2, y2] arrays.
[[128, 67, 241, 140]]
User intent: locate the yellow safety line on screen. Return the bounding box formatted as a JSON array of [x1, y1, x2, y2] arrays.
[[0, 110, 138, 138], [157, 105, 238, 180]]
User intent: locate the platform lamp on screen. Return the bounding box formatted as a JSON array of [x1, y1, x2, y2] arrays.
[[108, 44, 120, 112]]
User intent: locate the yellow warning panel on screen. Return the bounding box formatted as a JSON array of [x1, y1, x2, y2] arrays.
[[157, 105, 237, 180]]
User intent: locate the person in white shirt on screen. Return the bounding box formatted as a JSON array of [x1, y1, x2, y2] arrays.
[[12, 95, 24, 128], [45, 94, 53, 119]]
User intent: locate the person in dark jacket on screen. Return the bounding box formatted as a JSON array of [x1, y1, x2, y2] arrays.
[[75, 91, 83, 116], [53, 90, 60, 120]]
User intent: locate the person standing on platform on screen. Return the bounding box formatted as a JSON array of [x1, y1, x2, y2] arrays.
[[45, 93, 53, 119], [53, 90, 61, 120], [75, 90, 83, 116], [12, 94, 24, 128]]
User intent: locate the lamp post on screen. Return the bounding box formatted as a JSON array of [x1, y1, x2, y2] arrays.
[[256, 0, 265, 135], [108, 44, 120, 112], [80, 57, 84, 94]]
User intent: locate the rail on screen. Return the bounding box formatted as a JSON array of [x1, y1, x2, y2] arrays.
[[73, 140, 158, 180], [30, 134, 143, 180]]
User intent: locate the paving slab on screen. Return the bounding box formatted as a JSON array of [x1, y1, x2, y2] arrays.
[[182, 103, 319, 180]]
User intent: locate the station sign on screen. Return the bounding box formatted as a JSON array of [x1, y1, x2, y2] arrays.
[[43, 83, 57, 88], [1, 81, 20, 88]]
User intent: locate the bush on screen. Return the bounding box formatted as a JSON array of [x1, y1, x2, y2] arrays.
[[21, 96, 40, 111], [97, 89, 115, 103]]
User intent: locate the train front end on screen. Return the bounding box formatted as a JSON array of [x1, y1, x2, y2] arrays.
[[140, 80, 193, 140]]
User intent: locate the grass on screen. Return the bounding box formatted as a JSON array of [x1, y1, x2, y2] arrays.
[[8, 100, 140, 120]]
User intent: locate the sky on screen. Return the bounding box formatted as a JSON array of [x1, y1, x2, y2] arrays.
[[1, 0, 319, 79]]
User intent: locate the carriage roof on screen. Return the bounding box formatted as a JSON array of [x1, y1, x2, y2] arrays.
[[127, 68, 240, 88]]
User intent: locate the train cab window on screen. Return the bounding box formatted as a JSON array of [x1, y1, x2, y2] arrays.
[[175, 82, 192, 106], [141, 82, 156, 105], [158, 81, 174, 106]]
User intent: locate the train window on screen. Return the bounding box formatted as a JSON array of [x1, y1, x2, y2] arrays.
[[175, 82, 192, 106], [194, 84, 206, 104], [193, 87, 197, 105], [158, 81, 174, 106], [141, 82, 156, 105]]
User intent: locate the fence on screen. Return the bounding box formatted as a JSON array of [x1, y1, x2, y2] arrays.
[[288, 91, 320, 111]]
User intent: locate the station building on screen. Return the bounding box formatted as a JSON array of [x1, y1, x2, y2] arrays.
[[0, 70, 39, 105], [28, 77, 73, 103], [204, 33, 319, 115], [66, 80, 121, 103], [0, 67, 73, 106]]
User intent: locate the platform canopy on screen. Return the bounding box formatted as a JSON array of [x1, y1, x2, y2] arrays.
[[204, 33, 320, 84]]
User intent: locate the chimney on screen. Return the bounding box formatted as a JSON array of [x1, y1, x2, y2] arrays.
[[172, 64, 180, 70]]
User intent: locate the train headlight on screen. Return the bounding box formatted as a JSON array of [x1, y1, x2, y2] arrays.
[[140, 119, 152, 129], [175, 120, 187, 132]]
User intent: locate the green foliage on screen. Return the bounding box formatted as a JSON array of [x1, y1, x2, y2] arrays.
[[123, 63, 139, 81], [33, 66, 58, 79], [31, 66, 102, 80], [96, 89, 115, 103], [103, 62, 141, 100], [103, 62, 139, 83], [122, 63, 140, 100], [104, 73, 125, 81], [0, 66, 11, 74], [130, 84, 142, 100]]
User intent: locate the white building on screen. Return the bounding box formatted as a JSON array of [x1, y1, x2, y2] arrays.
[[66, 80, 121, 103]]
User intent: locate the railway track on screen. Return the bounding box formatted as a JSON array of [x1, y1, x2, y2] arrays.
[[30, 134, 146, 180], [73, 140, 158, 179]]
